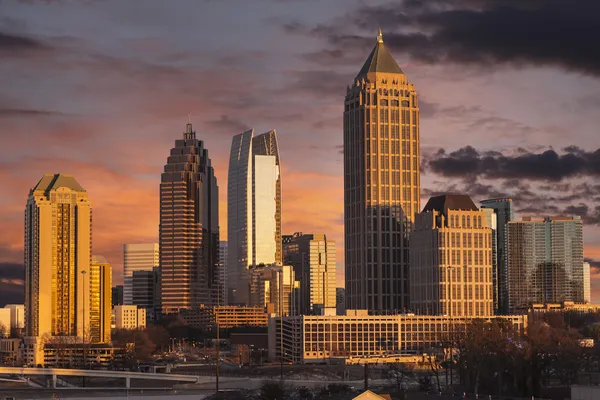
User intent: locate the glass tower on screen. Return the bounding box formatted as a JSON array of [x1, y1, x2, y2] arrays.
[[344, 29, 420, 312], [159, 122, 219, 314]]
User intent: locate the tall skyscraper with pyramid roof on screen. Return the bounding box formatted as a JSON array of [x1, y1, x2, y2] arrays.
[[344, 30, 421, 312]]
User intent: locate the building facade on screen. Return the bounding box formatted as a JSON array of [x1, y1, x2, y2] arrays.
[[3, 304, 24, 337], [112, 286, 124, 307], [584, 262, 591, 303], [283, 233, 336, 315], [268, 310, 527, 364], [228, 129, 282, 305], [480, 198, 514, 315], [131, 267, 160, 321], [180, 305, 268, 329], [218, 241, 228, 305], [344, 30, 420, 312], [160, 122, 220, 314], [507, 216, 584, 313], [0, 309, 10, 337], [410, 195, 494, 317], [25, 174, 91, 341], [113, 305, 146, 330], [250, 265, 299, 316], [123, 243, 158, 305], [90, 256, 112, 343]]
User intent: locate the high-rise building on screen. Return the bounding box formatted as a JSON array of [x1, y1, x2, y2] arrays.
[[3, 304, 24, 335], [112, 285, 124, 307], [131, 267, 160, 321], [218, 241, 228, 305], [283, 233, 336, 315], [344, 29, 420, 312], [90, 256, 112, 343], [410, 195, 494, 317], [507, 216, 584, 313], [160, 122, 219, 314], [480, 198, 514, 314], [250, 265, 298, 316], [228, 129, 282, 305], [25, 174, 91, 341], [481, 208, 498, 312], [336, 288, 346, 316], [584, 262, 591, 303], [123, 243, 158, 305]]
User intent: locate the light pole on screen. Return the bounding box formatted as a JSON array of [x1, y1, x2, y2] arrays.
[[81, 269, 88, 370]]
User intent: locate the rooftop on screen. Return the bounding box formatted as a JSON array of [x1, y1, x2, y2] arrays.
[[356, 29, 404, 78], [32, 173, 86, 194], [422, 194, 479, 213]]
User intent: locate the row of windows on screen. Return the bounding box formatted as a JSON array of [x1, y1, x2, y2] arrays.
[[448, 214, 484, 229]]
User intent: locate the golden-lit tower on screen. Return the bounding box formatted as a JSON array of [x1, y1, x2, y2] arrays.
[[90, 255, 112, 343], [24, 174, 92, 363], [344, 30, 421, 312]]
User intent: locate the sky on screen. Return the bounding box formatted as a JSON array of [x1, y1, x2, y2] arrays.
[[1, 0, 600, 304]]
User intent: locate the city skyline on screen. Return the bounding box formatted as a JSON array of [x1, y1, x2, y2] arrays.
[[1, 0, 600, 301]]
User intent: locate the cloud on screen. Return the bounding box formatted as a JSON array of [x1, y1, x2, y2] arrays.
[[0, 108, 66, 117], [426, 146, 600, 181], [204, 115, 250, 135], [0, 31, 49, 54], [285, 0, 600, 76]]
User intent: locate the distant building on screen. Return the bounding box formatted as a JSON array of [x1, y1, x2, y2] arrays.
[[90, 256, 112, 343], [123, 243, 158, 305], [3, 304, 24, 337], [0, 309, 10, 337], [283, 232, 336, 315], [507, 216, 584, 313], [269, 310, 527, 364], [112, 285, 124, 307], [336, 288, 346, 316], [180, 305, 268, 329], [160, 122, 220, 314], [481, 198, 514, 314], [410, 194, 494, 317], [0, 338, 22, 366], [282, 235, 294, 246], [250, 265, 299, 316], [218, 241, 228, 305], [113, 305, 146, 330], [584, 262, 591, 303], [228, 130, 282, 306], [344, 29, 421, 312], [131, 267, 160, 322]]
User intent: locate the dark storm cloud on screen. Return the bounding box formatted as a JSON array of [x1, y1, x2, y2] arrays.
[[204, 115, 250, 135], [0, 31, 49, 53], [585, 258, 600, 274], [427, 146, 600, 181], [0, 108, 65, 117], [286, 0, 600, 76]]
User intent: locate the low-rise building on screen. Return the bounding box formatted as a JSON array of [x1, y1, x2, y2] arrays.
[[268, 310, 527, 364], [113, 305, 146, 330], [0, 338, 23, 365], [180, 305, 268, 329]]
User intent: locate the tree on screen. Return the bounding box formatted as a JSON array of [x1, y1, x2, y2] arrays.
[[259, 381, 286, 400], [387, 363, 414, 391]]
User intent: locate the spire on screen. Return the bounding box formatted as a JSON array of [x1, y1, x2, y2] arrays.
[[355, 28, 403, 78], [184, 119, 195, 140]]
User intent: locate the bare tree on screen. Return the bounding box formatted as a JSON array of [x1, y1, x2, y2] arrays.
[[387, 362, 414, 391]]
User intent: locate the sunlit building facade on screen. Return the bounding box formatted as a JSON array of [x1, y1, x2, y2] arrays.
[[410, 195, 494, 317], [250, 265, 298, 316], [584, 262, 591, 303], [123, 243, 158, 305], [344, 30, 420, 312], [160, 122, 219, 314], [481, 198, 514, 314], [90, 255, 112, 343], [283, 233, 336, 314], [507, 216, 584, 313], [228, 129, 282, 305]]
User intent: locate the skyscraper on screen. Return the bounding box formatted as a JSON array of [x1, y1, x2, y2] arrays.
[[218, 241, 228, 305], [228, 129, 282, 305], [112, 285, 124, 307], [480, 198, 514, 314], [410, 195, 494, 317], [283, 233, 336, 315], [344, 29, 420, 311], [90, 255, 112, 343], [249, 265, 298, 316], [583, 262, 591, 303], [131, 267, 160, 322], [123, 243, 159, 305], [160, 122, 219, 314], [507, 216, 584, 313], [24, 174, 91, 362]]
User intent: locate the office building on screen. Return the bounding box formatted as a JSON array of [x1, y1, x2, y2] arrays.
[[160, 122, 219, 314], [507, 216, 584, 313], [344, 29, 421, 312], [180, 305, 268, 329], [336, 288, 346, 316], [113, 305, 146, 330], [131, 267, 160, 321], [283, 233, 336, 314], [228, 129, 282, 305], [112, 285, 124, 307], [123, 243, 158, 305], [0, 309, 10, 337], [90, 256, 112, 343], [218, 241, 228, 305], [410, 195, 494, 317], [250, 265, 298, 316], [24, 174, 91, 340], [584, 262, 591, 303], [3, 304, 24, 336], [480, 198, 514, 314], [268, 310, 527, 364]]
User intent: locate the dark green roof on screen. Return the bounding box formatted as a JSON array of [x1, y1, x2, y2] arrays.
[[356, 30, 404, 78], [423, 194, 479, 214]]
